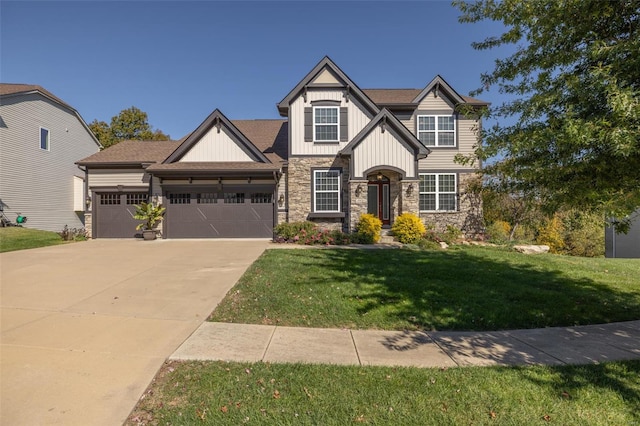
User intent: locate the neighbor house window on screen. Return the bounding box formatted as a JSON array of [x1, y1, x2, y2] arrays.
[[314, 106, 339, 142], [419, 173, 457, 211], [417, 115, 455, 147], [40, 127, 50, 150], [313, 169, 340, 212]]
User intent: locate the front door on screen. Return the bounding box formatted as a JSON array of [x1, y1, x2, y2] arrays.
[[367, 181, 390, 225]]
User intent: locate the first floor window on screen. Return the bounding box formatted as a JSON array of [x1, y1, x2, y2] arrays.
[[417, 115, 455, 147], [419, 173, 457, 211], [313, 169, 340, 212], [40, 127, 50, 150], [314, 106, 339, 141]]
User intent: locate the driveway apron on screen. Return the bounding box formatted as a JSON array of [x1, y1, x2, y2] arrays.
[[0, 239, 268, 426]]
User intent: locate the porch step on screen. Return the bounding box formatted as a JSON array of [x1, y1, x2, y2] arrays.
[[379, 235, 396, 244]]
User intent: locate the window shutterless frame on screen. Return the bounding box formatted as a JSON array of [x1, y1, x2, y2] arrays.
[[417, 115, 456, 147], [313, 169, 341, 212], [419, 173, 457, 211], [313, 106, 340, 142], [39, 127, 50, 151]]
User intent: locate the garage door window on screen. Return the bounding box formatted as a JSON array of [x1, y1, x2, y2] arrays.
[[251, 193, 272, 204], [169, 193, 190, 204], [197, 193, 218, 204], [126, 193, 148, 205], [224, 193, 245, 204], [100, 194, 120, 205]]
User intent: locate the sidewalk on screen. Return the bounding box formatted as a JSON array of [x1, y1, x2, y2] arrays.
[[171, 320, 640, 368]]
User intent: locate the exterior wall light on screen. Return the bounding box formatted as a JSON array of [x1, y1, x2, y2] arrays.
[[406, 184, 414, 196], [278, 194, 285, 207], [85, 196, 92, 208], [355, 184, 363, 197]]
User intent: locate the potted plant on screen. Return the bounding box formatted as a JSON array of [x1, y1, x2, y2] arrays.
[[133, 201, 166, 240]]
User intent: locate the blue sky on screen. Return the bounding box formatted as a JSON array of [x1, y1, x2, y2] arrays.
[[1, 1, 514, 140]]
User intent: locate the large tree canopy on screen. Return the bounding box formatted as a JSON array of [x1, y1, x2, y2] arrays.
[[454, 0, 640, 231], [89, 106, 170, 149]]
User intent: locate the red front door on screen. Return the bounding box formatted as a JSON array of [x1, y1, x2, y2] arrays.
[[367, 181, 390, 225]]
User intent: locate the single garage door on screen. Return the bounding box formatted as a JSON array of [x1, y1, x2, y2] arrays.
[[94, 192, 147, 238], [164, 189, 274, 238]]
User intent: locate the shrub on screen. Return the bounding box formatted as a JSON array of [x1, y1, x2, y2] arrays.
[[417, 238, 441, 250], [562, 210, 604, 257], [274, 221, 317, 242], [391, 213, 425, 244], [442, 224, 463, 244], [486, 220, 511, 243], [536, 215, 565, 253], [355, 214, 382, 244], [58, 225, 87, 241]]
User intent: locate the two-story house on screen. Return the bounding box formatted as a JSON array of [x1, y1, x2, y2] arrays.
[[0, 84, 101, 231], [77, 57, 487, 239]]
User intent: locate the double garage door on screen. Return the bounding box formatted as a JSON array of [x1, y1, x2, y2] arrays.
[[164, 188, 275, 238], [94, 188, 275, 239]]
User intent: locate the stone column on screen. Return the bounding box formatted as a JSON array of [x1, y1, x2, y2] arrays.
[[349, 179, 368, 232], [401, 180, 420, 216]]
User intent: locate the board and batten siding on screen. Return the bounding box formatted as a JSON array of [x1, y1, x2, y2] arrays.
[[289, 90, 372, 156], [0, 93, 99, 231], [179, 126, 254, 162], [352, 126, 417, 178], [88, 169, 149, 187]]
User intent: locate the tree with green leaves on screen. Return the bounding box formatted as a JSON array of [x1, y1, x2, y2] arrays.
[[89, 106, 170, 149], [454, 0, 640, 232]]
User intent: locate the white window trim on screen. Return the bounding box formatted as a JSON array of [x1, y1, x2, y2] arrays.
[[40, 127, 50, 151], [313, 106, 340, 142], [419, 173, 458, 212], [417, 114, 456, 147], [313, 169, 341, 212]]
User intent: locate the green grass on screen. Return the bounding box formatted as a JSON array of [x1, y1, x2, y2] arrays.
[[126, 359, 640, 425], [0, 227, 68, 253], [209, 247, 640, 331]]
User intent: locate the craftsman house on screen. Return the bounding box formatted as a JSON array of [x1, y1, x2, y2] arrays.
[[0, 84, 101, 231], [77, 57, 487, 239]]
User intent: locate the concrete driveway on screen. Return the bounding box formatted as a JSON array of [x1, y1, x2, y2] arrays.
[[0, 239, 268, 425]]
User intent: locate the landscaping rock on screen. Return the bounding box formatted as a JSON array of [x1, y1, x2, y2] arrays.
[[439, 242, 449, 250], [513, 244, 550, 254]]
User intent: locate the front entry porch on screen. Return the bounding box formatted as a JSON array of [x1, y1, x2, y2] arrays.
[[348, 169, 419, 232]]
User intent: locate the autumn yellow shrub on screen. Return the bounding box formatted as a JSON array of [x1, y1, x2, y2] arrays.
[[355, 214, 382, 244], [536, 215, 565, 253], [391, 213, 426, 244]]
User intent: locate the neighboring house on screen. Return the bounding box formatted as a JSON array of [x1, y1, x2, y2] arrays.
[[0, 84, 101, 231], [77, 57, 487, 239], [605, 211, 640, 258]]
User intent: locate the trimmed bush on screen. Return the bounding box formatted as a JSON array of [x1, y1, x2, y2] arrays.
[[355, 214, 382, 244], [536, 215, 565, 253], [391, 213, 426, 244], [274, 221, 317, 242]]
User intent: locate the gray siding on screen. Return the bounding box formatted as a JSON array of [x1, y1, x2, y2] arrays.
[[0, 93, 99, 231]]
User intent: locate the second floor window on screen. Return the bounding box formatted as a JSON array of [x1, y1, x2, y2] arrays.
[[417, 115, 456, 147], [40, 127, 50, 150], [314, 107, 339, 142]]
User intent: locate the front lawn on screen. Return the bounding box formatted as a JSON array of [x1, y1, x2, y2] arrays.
[[0, 227, 68, 253], [209, 247, 640, 331], [126, 359, 640, 425]]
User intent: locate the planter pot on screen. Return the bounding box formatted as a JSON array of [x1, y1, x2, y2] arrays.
[[142, 230, 157, 241]]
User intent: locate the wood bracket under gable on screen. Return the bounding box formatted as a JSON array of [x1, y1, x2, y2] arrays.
[[303, 86, 308, 103], [381, 115, 387, 133], [214, 116, 221, 133], [345, 85, 351, 103]]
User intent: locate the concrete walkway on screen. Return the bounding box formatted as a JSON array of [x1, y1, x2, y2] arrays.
[[0, 239, 268, 426], [172, 320, 640, 368]]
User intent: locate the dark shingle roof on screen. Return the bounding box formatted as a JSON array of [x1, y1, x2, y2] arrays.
[[76, 119, 288, 166], [363, 88, 488, 106], [76, 140, 180, 165]]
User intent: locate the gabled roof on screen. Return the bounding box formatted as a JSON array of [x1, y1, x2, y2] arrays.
[[411, 75, 489, 106], [76, 140, 180, 166], [1, 83, 102, 148], [276, 56, 380, 117], [163, 109, 271, 164], [233, 119, 288, 163], [340, 108, 429, 158]]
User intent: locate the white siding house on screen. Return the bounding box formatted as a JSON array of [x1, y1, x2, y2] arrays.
[[0, 84, 101, 232]]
